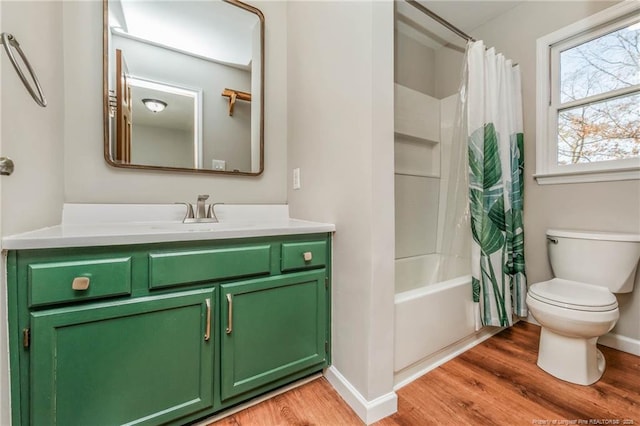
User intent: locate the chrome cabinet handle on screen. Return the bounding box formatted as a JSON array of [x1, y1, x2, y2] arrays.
[[72, 276, 90, 291], [226, 294, 233, 335], [204, 298, 211, 341], [0, 33, 47, 107]]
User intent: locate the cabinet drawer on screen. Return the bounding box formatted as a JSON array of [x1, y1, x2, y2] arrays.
[[281, 241, 327, 272], [28, 257, 132, 307], [149, 245, 271, 289]]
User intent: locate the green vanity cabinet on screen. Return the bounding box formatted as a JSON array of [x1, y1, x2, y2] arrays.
[[7, 233, 332, 426], [220, 270, 327, 402], [30, 290, 215, 426]]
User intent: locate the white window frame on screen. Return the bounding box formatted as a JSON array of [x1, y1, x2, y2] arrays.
[[535, 1, 640, 185]]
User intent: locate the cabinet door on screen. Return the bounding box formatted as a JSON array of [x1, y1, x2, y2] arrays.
[[30, 289, 215, 426], [220, 270, 327, 401]]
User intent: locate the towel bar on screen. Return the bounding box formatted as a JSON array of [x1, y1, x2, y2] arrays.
[[1, 32, 47, 107]]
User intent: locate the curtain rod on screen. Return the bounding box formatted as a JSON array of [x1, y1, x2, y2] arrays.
[[404, 0, 476, 43]]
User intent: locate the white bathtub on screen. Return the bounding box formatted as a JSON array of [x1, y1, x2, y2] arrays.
[[395, 253, 469, 293], [394, 254, 499, 388]]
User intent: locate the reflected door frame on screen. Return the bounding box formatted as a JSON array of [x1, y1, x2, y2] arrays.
[[126, 76, 204, 169], [115, 49, 132, 163]]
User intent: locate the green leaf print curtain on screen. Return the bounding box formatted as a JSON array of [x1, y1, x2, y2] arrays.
[[467, 41, 526, 328]]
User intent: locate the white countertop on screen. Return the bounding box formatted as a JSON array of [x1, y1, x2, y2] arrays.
[[1, 204, 335, 250]]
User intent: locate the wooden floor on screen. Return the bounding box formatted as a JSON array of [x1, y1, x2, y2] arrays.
[[210, 322, 640, 425]]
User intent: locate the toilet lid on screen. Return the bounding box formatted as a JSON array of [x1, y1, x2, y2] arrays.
[[529, 279, 618, 312]]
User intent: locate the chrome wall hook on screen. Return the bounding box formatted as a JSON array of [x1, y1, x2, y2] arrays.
[[0, 33, 47, 107]]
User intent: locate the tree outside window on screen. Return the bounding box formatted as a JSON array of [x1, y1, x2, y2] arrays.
[[557, 22, 639, 165]]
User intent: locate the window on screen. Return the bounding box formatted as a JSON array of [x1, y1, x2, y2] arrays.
[[536, 2, 640, 184]]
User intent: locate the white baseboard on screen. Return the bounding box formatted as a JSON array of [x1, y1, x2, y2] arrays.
[[393, 326, 503, 390], [598, 332, 640, 356], [324, 366, 398, 425]]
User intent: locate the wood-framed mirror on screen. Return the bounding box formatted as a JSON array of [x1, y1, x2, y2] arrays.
[[103, 0, 264, 175]]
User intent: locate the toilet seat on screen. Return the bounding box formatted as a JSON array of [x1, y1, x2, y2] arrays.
[[528, 279, 618, 312]]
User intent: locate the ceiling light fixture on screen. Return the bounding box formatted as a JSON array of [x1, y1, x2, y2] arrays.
[[142, 98, 167, 113]]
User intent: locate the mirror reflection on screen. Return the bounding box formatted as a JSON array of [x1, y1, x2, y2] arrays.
[[104, 0, 264, 175], [130, 76, 202, 169]]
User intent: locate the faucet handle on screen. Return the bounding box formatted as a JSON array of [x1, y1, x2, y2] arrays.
[[206, 203, 223, 222], [175, 202, 195, 222]]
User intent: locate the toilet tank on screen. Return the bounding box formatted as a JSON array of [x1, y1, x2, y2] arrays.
[[547, 229, 640, 293]]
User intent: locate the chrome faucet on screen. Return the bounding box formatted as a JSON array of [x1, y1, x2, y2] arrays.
[[196, 194, 209, 219]]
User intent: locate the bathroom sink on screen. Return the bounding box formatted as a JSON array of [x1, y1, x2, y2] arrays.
[[1, 204, 336, 250]]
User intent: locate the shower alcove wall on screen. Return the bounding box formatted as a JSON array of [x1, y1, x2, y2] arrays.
[[393, 14, 500, 387]]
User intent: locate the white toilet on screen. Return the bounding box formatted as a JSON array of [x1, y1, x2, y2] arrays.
[[526, 229, 640, 386]]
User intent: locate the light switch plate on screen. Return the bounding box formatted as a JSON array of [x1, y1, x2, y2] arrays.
[[211, 159, 226, 171], [293, 168, 301, 190]]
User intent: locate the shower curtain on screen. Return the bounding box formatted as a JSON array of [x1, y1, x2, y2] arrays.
[[466, 41, 526, 328]]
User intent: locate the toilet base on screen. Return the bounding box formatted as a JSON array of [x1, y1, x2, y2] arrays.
[[537, 327, 606, 386]]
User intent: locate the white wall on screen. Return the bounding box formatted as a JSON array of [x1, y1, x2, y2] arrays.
[[434, 46, 464, 100], [395, 30, 435, 96], [470, 1, 640, 345], [393, 90, 441, 259], [394, 21, 463, 265], [1, 1, 65, 235], [287, 1, 396, 421], [0, 3, 67, 424], [132, 125, 193, 169], [395, 174, 439, 258], [62, 0, 287, 204]]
